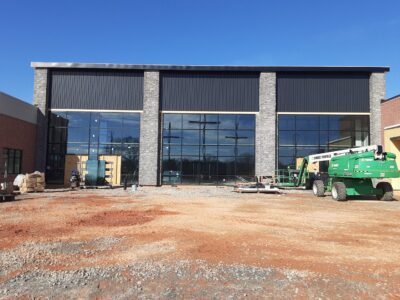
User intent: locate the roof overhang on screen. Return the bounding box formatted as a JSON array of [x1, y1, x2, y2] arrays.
[[30, 62, 390, 73], [385, 124, 400, 130], [0, 92, 37, 124]]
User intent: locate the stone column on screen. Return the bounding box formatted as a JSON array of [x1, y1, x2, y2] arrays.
[[33, 68, 49, 172], [139, 71, 160, 185], [369, 72, 386, 145], [256, 72, 276, 177]]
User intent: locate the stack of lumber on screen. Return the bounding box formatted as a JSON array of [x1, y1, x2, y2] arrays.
[[20, 172, 45, 193]]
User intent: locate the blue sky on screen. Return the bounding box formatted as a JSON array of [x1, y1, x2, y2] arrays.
[[1, 0, 399, 103]]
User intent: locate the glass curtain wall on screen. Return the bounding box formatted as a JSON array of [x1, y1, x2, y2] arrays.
[[278, 115, 370, 169], [47, 111, 140, 184], [162, 114, 255, 185]]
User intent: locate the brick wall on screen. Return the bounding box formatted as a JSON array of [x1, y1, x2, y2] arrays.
[[381, 95, 400, 143], [0, 114, 37, 183]]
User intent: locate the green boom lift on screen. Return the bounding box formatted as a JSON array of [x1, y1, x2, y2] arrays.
[[275, 145, 400, 201]]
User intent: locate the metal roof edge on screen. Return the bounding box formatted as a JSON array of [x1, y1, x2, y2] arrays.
[[0, 91, 37, 124], [30, 62, 390, 72], [383, 94, 400, 102]]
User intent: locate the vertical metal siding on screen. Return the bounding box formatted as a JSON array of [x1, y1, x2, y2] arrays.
[[277, 72, 370, 112], [161, 71, 259, 111], [50, 70, 144, 110]]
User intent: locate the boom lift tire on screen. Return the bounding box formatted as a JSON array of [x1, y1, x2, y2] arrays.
[[332, 182, 347, 201], [312, 180, 325, 197], [376, 182, 394, 201]]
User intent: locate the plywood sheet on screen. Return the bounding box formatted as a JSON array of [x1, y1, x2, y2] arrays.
[[64, 155, 121, 186], [64, 155, 88, 187], [99, 155, 121, 186], [296, 157, 319, 172]]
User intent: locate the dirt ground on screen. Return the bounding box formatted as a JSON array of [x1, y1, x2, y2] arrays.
[[1, 186, 400, 299]]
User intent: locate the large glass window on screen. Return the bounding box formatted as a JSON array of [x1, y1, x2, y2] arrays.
[[162, 114, 255, 185], [47, 111, 140, 184], [277, 115, 369, 169]]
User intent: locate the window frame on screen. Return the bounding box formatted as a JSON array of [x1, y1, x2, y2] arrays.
[[277, 115, 370, 170], [3, 148, 23, 175], [46, 111, 141, 184], [162, 113, 256, 185]]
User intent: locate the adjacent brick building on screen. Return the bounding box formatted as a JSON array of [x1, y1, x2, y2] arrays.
[[381, 94, 400, 139], [0, 92, 37, 183], [381, 94, 400, 189]]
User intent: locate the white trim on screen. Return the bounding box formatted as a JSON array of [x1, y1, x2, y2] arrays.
[[384, 124, 400, 130], [50, 109, 143, 113], [276, 112, 370, 115], [49, 110, 371, 116], [308, 145, 380, 163], [162, 111, 258, 115]]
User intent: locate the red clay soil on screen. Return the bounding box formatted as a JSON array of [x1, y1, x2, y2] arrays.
[[67, 208, 176, 227]]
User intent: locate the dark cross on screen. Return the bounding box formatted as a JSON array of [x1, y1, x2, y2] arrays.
[[225, 134, 248, 141], [190, 117, 221, 180], [163, 122, 180, 159], [225, 123, 248, 157], [190, 118, 220, 157], [188, 121, 220, 125]]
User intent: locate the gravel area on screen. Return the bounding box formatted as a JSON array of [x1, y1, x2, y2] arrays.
[[1, 186, 400, 298], [1, 258, 390, 299]]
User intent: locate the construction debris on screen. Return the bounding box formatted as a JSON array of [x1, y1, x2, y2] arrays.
[[0, 182, 15, 201], [19, 172, 45, 193], [234, 183, 280, 193]]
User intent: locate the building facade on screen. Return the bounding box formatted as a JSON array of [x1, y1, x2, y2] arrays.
[[381, 94, 400, 190], [0, 92, 37, 183], [31, 63, 388, 186]]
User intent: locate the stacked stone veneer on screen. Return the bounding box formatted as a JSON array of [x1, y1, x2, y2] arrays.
[[369, 72, 386, 145], [33, 68, 49, 171], [139, 71, 160, 185], [256, 72, 276, 177]]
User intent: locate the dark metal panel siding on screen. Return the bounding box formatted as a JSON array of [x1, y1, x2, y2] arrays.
[[161, 71, 259, 111], [50, 70, 144, 110], [277, 72, 370, 112]]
